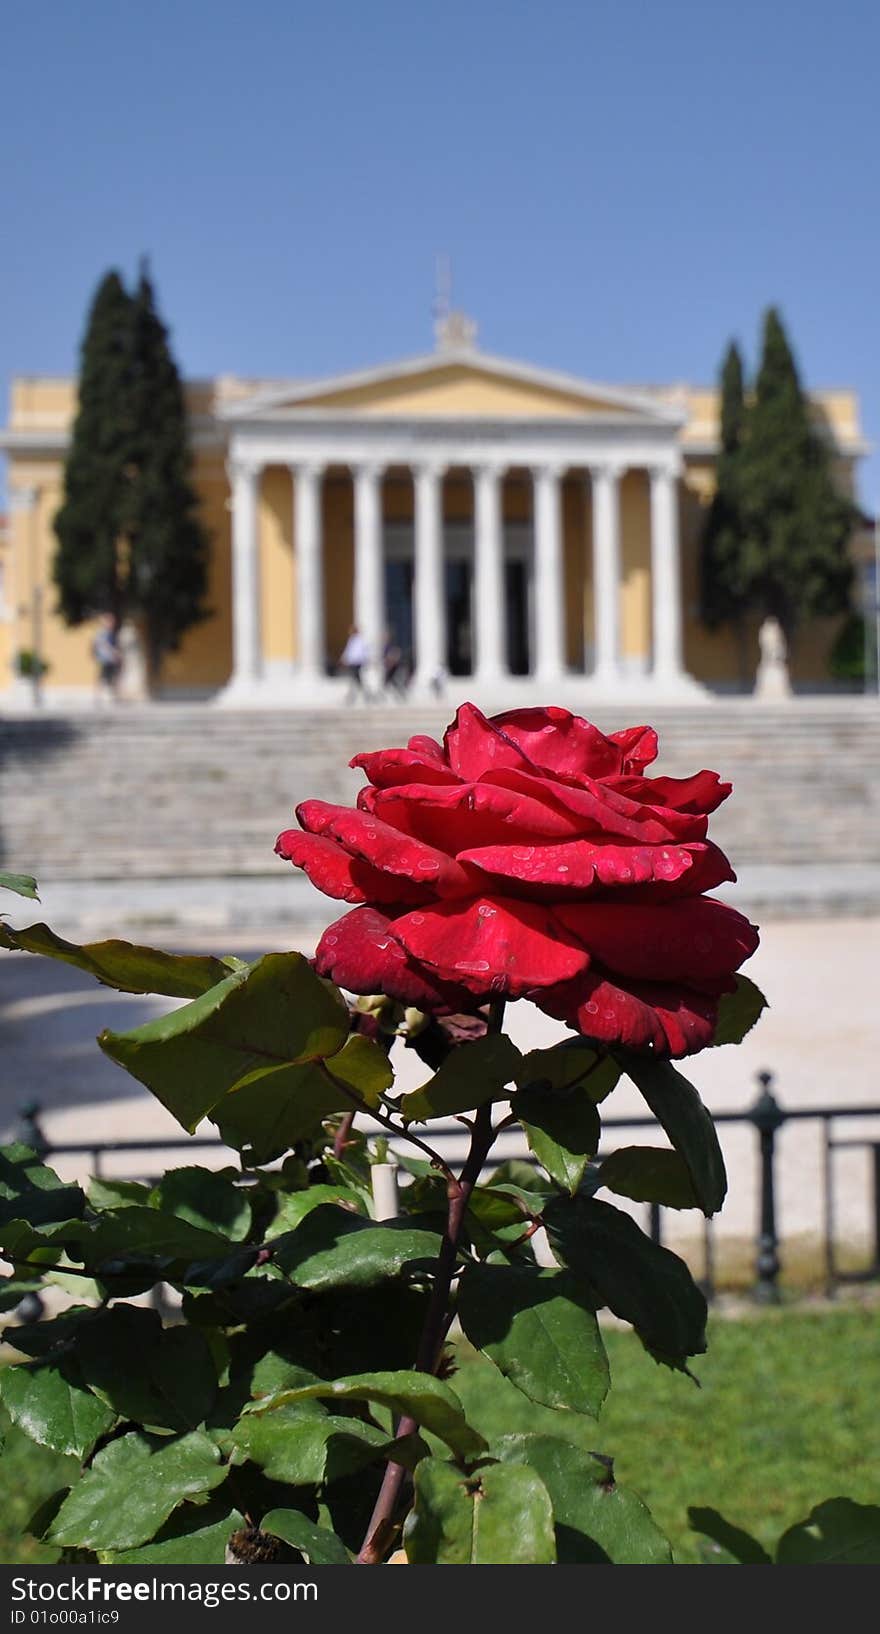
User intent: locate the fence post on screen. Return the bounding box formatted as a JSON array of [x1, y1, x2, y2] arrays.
[[17, 1102, 50, 1158], [751, 1071, 785, 1303]]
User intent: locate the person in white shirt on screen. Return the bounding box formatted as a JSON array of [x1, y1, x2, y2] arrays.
[[340, 625, 370, 702]]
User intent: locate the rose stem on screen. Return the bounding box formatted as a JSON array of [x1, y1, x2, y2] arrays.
[[356, 1098, 497, 1563], [333, 1109, 356, 1159]]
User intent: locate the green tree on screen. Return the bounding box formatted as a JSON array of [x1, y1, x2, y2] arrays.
[[53, 267, 209, 684], [699, 342, 750, 679], [125, 268, 210, 681], [740, 308, 854, 643], [53, 272, 135, 626], [699, 310, 856, 673]]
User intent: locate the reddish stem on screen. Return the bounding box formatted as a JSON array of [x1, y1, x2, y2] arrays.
[[356, 1098, 497, 1564]]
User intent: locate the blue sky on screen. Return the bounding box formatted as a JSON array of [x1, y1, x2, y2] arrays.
[[3, 0, 878, 507]]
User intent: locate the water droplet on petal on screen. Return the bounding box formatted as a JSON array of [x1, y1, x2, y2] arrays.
[[416, 858, 440, 873], [408, 913, 425, 926], [323, 934, 338, 946], [557, 864, 570, 874], [454, 958, 492, 974], [584, 1000, 599, 1015]]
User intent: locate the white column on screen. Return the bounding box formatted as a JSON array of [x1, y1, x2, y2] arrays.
[[590, 462, 624, 684], [227, 456, 262, 693], [473, 463, 507, 683], [354, 462, 386, 690], [291, 462, 325, 683], [532, 462, 566, 683], [412, 461, 447, 688], [650, 462, 685, 681]]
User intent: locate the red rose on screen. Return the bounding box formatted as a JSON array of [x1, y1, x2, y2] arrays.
[[276, 703, 758, 1057]]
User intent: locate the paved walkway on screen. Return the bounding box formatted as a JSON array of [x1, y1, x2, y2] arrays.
[[20, 862, 880, 938], [2, 882, 879, 1265]]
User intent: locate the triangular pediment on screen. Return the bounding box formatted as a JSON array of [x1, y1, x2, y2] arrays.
[[227, 350, 681, 424]]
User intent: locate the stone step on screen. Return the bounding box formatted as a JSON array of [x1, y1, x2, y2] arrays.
[[3, 702, 879, 880]]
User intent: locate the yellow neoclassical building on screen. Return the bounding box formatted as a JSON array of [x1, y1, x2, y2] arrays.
[[0, 319, 870, 707]]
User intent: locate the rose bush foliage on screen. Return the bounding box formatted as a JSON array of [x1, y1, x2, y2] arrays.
[[0, 712, 772, 1567], [277, 703, 758, 1057]]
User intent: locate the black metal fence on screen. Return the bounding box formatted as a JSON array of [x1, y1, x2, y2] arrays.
[[14, 1070, 880, 1303]]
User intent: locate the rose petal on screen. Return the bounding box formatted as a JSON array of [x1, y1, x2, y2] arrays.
[[457, 839, 696, 896], [552, 896, 759, 986], [442, 702, 537, 779], [363, 779, 581, 850], [491, 707, 623, 779], [608, 725, 659, 773], [314, 907, 472, 1010], [350, 746, 461, 789], [479, 767, 709, 844], [389, 895, 590, 997], [610, 769, 732, 815], [535, 969, 718, 1057], [275, 830, 431, 906], [296, 799, 471, 896], [619, 841, 736, 901]]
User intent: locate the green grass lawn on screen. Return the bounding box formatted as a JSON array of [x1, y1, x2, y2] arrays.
[[0, 1305, 877, 1565], [600, 1304, 880, 1562]]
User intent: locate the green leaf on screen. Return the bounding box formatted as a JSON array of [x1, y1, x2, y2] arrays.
[[401, 1034, 522, 1122], [254, 1371, 486, 1459], [99, 952, 350, 1132], [261, 1509, 352, 1564], [86, 1206, 232, 1271], [0, 1356, 115, 1458], [776, 1499, 880, 1565], [544, 1195, 707, 1368], [512, 1084, 600, 1194], [616, 1052, 727, 1217], [710, 974, 768, 1048], [45, 1431, 228, 1552], [496, 1434, 672, 1564], [107, 1500, 245, 1565], [231, 1404, 414, 1486], [410, 1356, 605, 1460], [264, 1184, 366, 1240], [0, 1144, 85, 1230], [87, 1177, 152, 1210], [600, 1147, 699, 1210], [272, 1204, 441, 1290], [687, 1505, 772, 1564], [457, 1264, 608, 1419], [515, 1041, 620, 1102], [405, 1459, 556, 1564], [213, 1033, 391, 1163], [74, 1305, 218, 1432], [0, 871, 39, 900], [149, 1167, 251, 1242], [0, 920, 230, 997]]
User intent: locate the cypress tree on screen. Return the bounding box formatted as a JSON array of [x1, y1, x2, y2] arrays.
[[699, 342, 750, 678], [126, 268, 210, 681], [739, 307, 854, 642], [53, 272, 135, 625], [53, 266, 209, 684]]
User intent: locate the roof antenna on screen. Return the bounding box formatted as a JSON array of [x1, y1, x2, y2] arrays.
[[433, 255, 477, 354], [433, 253, 451, 342]]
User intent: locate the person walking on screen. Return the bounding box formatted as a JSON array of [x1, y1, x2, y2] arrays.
[[339, 624, 370, 703], [92, 615, 122, 705]]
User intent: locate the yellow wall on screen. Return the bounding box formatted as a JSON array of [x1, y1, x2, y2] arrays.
[[620, 472, 651, 664]]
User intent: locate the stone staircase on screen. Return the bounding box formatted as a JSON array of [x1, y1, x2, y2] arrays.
[[2, 700, 879, 881]]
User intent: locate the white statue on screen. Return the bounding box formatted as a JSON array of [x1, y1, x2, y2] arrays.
[[117, 620, 150, 702], [754, 615, 792, 700]]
